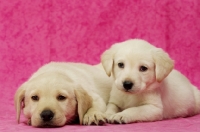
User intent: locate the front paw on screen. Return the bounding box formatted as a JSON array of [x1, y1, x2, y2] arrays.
[[107, 113, 131, 124], [83, 111, 106, 125]]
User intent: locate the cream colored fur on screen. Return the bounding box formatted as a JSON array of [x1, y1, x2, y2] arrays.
[[14, 62, 112, 127], [101, 39, 200, 124]]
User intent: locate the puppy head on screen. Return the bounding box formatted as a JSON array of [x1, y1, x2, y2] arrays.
[[101, 39, 174, 93], [14, 72, 92, 127]]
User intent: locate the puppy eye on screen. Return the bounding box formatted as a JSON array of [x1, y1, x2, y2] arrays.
[[139, 66, 148, 72], [31, 95, 39, 101], [118, 62, 124, 68], [57, 95, 66, 101]]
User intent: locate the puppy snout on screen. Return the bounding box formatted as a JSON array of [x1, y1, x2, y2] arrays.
[[123, 81, 133, 90], [40, 110, 54, 122]]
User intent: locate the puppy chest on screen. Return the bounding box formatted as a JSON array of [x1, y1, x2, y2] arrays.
[[121, 95, 141, 109], [110, 92, 141, 110]]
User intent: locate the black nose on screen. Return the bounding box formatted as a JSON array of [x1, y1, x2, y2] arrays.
[[40, 110, 54, 122], [123, 81, 133, 90]]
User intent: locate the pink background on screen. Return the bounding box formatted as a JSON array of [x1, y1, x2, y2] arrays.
[[0, 0, 200, 131]]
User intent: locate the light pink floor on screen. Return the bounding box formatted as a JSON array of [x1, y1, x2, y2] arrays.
[[0, 0, 200, 131]]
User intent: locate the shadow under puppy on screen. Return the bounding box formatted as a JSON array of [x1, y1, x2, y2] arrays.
[[14, 62, 112, 127], [101, 39, 200, 124]]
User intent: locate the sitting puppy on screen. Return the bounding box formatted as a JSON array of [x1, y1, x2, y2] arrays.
[[14, 62, 112, 127], [101, 39, 200, 124]]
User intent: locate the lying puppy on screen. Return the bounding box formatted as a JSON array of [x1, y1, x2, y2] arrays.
[[14, 62, 112, 127], [101, 39, 200, 124]]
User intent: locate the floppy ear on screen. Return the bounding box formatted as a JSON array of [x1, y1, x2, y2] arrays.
[[14, 84, 25, 124], [152, 48, 174, 82], [101, 49, 114, 77], [74, 86, 92, 125]]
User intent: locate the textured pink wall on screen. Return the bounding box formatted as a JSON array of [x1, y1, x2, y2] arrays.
[[0, 0, 200, 131]]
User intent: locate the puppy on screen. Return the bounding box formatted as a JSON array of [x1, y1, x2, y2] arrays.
[[14, 62, 112, 127], [101, 39, 200, 124]]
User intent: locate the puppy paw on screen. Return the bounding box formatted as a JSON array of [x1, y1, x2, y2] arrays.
[[107, 113, 131, 124], [83, 111, 106, 125]]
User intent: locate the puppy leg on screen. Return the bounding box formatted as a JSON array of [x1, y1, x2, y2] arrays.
[[105, 103, 120, 118], [106, 103, 120, 114], [83, 95, 107, 125], [108, 104, 163, 124]]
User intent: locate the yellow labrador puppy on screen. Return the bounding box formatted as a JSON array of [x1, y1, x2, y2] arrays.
[[14, 62, 112, 127], [101, 39, 200, 124]]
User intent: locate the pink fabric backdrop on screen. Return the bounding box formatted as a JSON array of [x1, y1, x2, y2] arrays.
[[0, 0, 200, 131]]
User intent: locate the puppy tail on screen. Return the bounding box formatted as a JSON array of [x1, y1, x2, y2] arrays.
[[14, 84, 25, 124]]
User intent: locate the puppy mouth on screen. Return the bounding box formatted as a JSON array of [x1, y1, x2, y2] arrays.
[[117, 85, 141, 94], [119, 88, 131, 92], [41, 124, 56, 128], [38, 121, 63, 128], [38, 115, 78, 127], [121, 88, 134, 93], [31, 118, 64, 127], [36, 121, 54, 127], [117, 86, 133, 93]]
